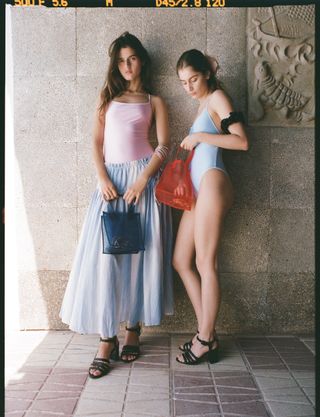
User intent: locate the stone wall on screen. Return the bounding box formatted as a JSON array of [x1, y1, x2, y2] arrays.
[[6, 6, 314, 334]]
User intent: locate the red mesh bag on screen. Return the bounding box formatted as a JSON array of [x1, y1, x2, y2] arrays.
[[155, 149, 195, 211]]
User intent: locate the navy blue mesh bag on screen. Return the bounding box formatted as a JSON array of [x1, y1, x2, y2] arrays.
[[101, 197, 145, 255]]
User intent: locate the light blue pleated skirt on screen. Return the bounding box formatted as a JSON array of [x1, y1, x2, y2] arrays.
[[59, 157, 174, 337]]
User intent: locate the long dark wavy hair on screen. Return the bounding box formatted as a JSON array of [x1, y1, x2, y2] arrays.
[[176, 49, 224, 93], [99, 32, 152, 113]]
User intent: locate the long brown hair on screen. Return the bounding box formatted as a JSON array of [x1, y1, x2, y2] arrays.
[[176, 49, 224, 93], [99, 32, 152, 113]]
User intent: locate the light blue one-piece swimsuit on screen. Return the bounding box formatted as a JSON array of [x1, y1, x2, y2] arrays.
[[189, 107, 228, 194]]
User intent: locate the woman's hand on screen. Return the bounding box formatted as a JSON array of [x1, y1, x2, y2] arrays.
[[174, 180, 187, 197], [123, 174, 149, 205], [180, 134, 199, 151], [99, 177, 118, 201]]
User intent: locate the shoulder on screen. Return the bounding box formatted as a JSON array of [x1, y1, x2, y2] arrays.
[[150, 94, 167, 107], [209, 89, 232, 108], [208, 89, 234, 118], [150, 95, 168, 114]]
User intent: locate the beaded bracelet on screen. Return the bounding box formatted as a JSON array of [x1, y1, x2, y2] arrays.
[[154, 144, 170, 162]]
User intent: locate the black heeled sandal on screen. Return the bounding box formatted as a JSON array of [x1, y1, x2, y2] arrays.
[[178, 330, 199, 352], [120, 325, 141, 363], [176, 335, 219, 365], [88, 336, 119, 379]]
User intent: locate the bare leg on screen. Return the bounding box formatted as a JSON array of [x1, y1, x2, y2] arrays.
[[173, 207, 202, 331], [177, 169, 233, 361]]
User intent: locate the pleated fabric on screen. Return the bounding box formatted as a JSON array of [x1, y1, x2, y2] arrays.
[[60, 157, 174, 337]]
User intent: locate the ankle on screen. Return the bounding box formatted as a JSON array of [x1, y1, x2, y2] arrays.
[[126, 323, 141, 336], [198, 332, 214, 342]]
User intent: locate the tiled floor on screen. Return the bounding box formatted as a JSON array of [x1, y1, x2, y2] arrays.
[[5, 331, 315, 417]]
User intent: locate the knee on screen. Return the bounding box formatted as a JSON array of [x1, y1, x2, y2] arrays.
[[195, 255, 218, 277], [172, 253, 190, 275]]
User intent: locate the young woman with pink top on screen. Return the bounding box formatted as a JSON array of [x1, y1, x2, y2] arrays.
[[60, 32, 173, 378]]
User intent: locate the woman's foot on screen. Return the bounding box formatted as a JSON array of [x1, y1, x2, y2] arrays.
[[176, 335, 219, 365], [89, 336, 119, 378], [179, 330, 199, 351], [120, 325, 141, 362]]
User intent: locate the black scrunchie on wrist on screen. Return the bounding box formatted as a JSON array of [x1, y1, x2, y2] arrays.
[[220, 112, 245, 134]]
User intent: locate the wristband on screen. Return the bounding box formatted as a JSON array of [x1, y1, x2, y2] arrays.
[[220, 112, 245, 134]]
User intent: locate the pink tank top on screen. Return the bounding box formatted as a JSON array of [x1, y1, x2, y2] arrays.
[[103, 98, 154, 164]]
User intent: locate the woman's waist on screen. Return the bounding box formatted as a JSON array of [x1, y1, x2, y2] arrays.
[[191, 143, 224, 165], [193, 142, 221, 155], [104, 142, 153, 164], [104, 153, 153, 167]]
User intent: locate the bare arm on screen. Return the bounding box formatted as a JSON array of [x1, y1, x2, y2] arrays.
[[92, 100, 118, 200], [180, 89, 249, 151], [123, 95, 170, 204]]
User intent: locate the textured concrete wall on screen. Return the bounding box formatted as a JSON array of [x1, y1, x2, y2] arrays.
[[7, 6, 314, 334]]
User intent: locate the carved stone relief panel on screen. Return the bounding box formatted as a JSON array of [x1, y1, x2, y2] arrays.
[[247, 6, 315, 127]]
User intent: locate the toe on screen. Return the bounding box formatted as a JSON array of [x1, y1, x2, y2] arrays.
[[90, 369, 100, 377]]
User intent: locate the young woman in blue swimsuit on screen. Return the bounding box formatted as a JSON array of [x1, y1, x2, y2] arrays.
[[173, 49, 249, 365]]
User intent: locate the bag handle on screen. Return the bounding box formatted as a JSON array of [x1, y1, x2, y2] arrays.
[[175, 146, 194, 166], [104, 194, 135, 214]]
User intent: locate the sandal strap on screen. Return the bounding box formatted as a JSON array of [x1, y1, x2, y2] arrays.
[[121, 345, 140, 355], [196, 335, 214, 349], [180, 329, 200, 351], [182, 340, 193, 351], [125, 325, 141, 336], [92, 357, 110, 364], [181, 348, 199, 364], [90, 358, 110, 372]]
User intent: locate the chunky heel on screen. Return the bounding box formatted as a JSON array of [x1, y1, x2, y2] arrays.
[[208, 346, 219, 364], [176, 334, 219, 365], [109, 338, 120, 361]]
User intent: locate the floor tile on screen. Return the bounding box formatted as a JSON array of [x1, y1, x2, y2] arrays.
[[175, 385, 215, 394], [219, 393, 261, 403], [5, 398, 32, 412], [174, 399, 220, 415], [262, 386, 305, 399], [30, 397, 78, 414], [124, 398, 170, 416], [294, 378, 315, 388], [5, 412, 26, 417], [74, 397, 124, 414], [6, 382, 45, 391], [266, 401, 315, 417], [5, 389, 38, 400], [255, 376, 297, 389], [302, 386, 315, 397], [174, 393, 218, 402], [25, 413, 72, 417], [222, 401, 269, 417], [215, 375, 257, 389], [5, 332, 315, 417]]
